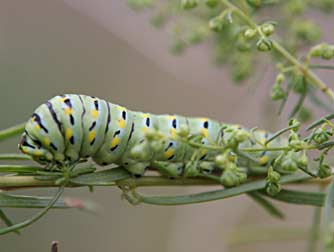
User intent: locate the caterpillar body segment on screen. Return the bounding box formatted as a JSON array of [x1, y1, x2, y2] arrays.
[[19, 94, 280, 180]]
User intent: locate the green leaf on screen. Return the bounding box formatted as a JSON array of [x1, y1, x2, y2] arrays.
[[135, 173, 310, 205], [0, 187, 64, 235], [263, 188, 334, 207], [306, 113, 334, 131], [70, 167, 131, 186], [247, 192, 284, 219], [0, 209, 20, 234], [0, 192, 96, 211]]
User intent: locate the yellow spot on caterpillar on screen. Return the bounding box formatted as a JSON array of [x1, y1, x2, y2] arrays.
[[64, 107, 73, 115], [200, 118, 208, 122], [34, 150, 42, 157], [170, 128, 177, 138], [200, 128, 209, 138], [164, 148, 174, 159], [259, 156, 269, 165], [88, 131, 96, 142], [260, 138, 267, 145], [43, 137, 50, 146], [111, 137, 120, 148], [167, 115, 176, 120], [228, 154, 236, 162], [142, 113, 150, 118], [201, 148, 207, 156], [65, 128, 73, 140], [118, 119, 126, 129], [60, 97, 68, 102], [35, 124, 41, 130], [91, 110, 99, 119], [117, 106, 125, 111]]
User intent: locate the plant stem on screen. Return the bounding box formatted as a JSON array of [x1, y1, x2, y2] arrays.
[[0, 176, 218, 190], [0, 154, 31, 160], [0, 123, 25, 142], [221, 0, 334, 102]]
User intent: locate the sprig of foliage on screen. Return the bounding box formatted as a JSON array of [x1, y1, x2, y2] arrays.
[[0, 113, 334, 235], [128, 0, 334, 118]]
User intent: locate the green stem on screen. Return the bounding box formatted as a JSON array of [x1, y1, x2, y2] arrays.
[[0, 123, 25, 142], [0, 154, 31, 160], [0, 176, 218, 189], [220, 0, 334, 102]]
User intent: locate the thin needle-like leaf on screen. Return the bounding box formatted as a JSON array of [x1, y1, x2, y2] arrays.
[[247, 192, 284, 219], [307, 207, 321, 252], [0, 209, 20, 234], [307, 113, 334, 131], [0, 187, 64, 235], [135, 173, 310, 205], [324, 177, 334, 252]]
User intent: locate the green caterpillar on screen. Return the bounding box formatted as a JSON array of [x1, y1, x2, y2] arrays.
[[18, 94, 280, 182]]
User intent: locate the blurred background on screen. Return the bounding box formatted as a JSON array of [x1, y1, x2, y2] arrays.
[[0, 0, 327, 251]]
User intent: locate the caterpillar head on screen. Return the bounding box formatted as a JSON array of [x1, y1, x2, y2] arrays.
[[18, 132, 53, 165]]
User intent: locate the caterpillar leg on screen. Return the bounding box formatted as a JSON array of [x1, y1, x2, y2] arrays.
[[122, 160, 148, 177], [152, 161, 183, 178]]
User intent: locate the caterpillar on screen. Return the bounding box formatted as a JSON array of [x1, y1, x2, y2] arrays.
[[18, 94, 282, 181]]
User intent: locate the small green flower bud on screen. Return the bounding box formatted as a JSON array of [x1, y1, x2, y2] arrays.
[[276, 73, 285, 85], [313, 128, 330, 144], [205, 0, 218, 8], [266, 182, 281, 196], [181, 0, 198, 9], [288, 118, 300, 131], [270, 83, 286, 100], [289, 139, 306, 149], [246, 0, 262, 8], [261, 23, 275, 36], [321, 45, 334, 60], [297, 153, 308, 167], [281, 155, 298, 172], [288, 131, 300, 142], [309, 44, 324, 57], [267, 166, 281, 183], [256, 38, 273, 51], [220, 167, 247, 187], [318, 163, 331, 178], [209, 15, 224, 32], [244, 28, 257, 39], [235, 130, 250, 142]]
